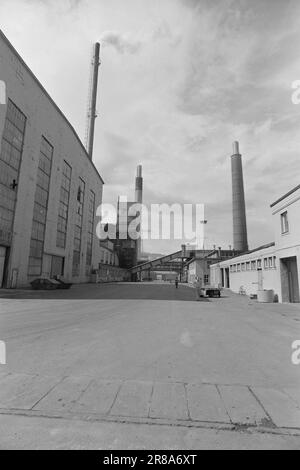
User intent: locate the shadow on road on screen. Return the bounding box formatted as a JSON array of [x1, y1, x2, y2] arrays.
[[0, 283, 210, 301]]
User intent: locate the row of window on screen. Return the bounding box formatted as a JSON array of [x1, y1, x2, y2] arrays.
[[56, 161, 72, 249], [100, 250, 116, 266], [86, 191, 95, 270], [1, 99, 98, 278], [28, 137, 53, 276], [230, 256, 277, 273], [72, 178, 85, 277], [0, 100, 26, 239]]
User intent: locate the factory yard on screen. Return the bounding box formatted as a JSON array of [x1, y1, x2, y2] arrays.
[[0, 282, 300, 449]]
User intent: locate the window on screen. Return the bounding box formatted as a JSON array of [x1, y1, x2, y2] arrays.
[[28, 137, 53, 276], [273, 256, 276, 268], [264, 258, 268, 269], [56, 161, 71, 248], [241, 263, 246, 271], [251, 260, 256, 270], [237, 264, 241, 272], [86, 191, 95, 268], [257, 259, 262, 269], [0, 100, 26, 239], [246, 262, 250, 271], [268, 257, 273, 269], [204, 274, 209, 284], [281, 211, 289, 234], [72, 178, 85, 276]]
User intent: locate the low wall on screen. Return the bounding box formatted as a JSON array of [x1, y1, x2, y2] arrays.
[[93, 265, 131, 283]]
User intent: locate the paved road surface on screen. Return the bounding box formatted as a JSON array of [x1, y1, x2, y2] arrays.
[[0, 282, 200, 301], [0, 283, 300, 449]]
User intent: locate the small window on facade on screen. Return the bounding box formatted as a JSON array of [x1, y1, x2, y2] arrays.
[[281, 211, 289, 234], [257, 259, 262, 269], [241, 263, 245, 271], [246, 262, 250, 271], [268, 257, 273, 268], [264, 258, 268, 269], [251, 260, 256, 270], [204, 274, 209, 284], [237, 264, 241, 272], [273, 256, 276, 268]]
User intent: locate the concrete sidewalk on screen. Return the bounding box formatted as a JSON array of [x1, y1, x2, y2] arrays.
[[0, 372, 300, 432], [0, 283, 300, 448]]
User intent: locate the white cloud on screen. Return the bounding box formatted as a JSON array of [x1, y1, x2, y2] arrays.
[[1, 0, 300, 253]]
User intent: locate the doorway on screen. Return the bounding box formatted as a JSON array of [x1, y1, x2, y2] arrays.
[[0, 246, 6, 287], [280, 257, 300, 303], [225, 267, 230, 288], [51, 256, 64, 278]]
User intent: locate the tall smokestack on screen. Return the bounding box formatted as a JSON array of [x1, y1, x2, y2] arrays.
[[135, 165, 143, 203], [231, 141, 248, 252], [135, 165, 143, 260], [87, 42, 100, 161]]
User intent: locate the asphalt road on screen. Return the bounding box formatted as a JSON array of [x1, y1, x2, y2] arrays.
[[0, 283, 300, 449], [0, 282, 201, 300]]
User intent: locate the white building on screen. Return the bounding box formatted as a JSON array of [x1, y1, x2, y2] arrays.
[[0, 30, 104, 287], [210, 184, 300, 303], [271, 184, 300, 302]]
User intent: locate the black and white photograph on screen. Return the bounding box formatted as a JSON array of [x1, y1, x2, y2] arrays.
[[0, 0, 300, 453]]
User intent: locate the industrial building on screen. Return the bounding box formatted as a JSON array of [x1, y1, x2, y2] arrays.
[[210, 184, 300, 303], [184, 247, 237, 286], [0, 30, 104, 287], [114, 165, 143, 270]]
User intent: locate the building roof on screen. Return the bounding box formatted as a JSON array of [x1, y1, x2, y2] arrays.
[[270, 184, 300, 208], [0, 29, 104, 185], [236, 242, 275, 257], [210, 242, 275, 267]]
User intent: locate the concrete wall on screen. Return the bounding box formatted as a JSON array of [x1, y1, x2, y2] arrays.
[[210, 187, 300, 303], [96, 265, 130, 283], [0, 31, 104, 287], [187, 259, 211, 285], [271, 187, 300, 302], [210, 245, 279, 298]]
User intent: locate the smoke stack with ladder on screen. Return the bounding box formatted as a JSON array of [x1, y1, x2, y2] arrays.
[[86, 42, 101, 161], [135, 165, 143, 260]]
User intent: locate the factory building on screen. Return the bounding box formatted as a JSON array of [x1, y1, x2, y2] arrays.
[[0, 30, 104, 288], [210, 184, 300, 303], [114, 165, 143, 271], [185, 248, 238, 286]]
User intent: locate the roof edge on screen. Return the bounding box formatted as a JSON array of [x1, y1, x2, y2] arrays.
[[0, 29, 104, 185], [270, 184, 300, 208]]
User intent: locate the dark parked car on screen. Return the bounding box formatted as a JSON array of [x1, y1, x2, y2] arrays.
[[30, 277, 61, 290], [54, 277, 73, 289]]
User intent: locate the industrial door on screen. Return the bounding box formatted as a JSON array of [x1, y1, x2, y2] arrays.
[[281, 257, 300, 303], [0, 246, 6, 287]]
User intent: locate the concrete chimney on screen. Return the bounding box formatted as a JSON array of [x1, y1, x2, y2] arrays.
[[231, 141, 248, 252], [135, 165, 143, 260], [87, 42, 100, 161], [135, 165, 143, 204]]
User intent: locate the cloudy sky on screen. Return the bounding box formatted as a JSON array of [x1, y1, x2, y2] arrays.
[[1, 0, 300, 254]]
